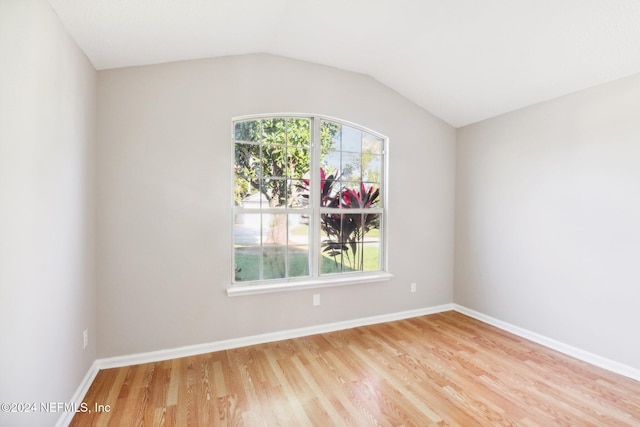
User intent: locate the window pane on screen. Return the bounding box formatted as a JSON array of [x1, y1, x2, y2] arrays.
[[319, 213, 350, 275], [235, 121, 261, 142], [234, 247, 260, 281], [288, 213, 310, 244], [362, 133, 383, 155], [286, 147, 310, 179], [365, 184, 382, 208], [234, 176, 253, 206], [341, 152, 361, 182], [262, 179, 286, 208], [234, 214, 261, 245], [363, 155, 382, 183], [262, 214, 287, 245], [235, 143, 261, 178], [340, 214, 361, 273], [288, 246, 309, 278], [344, 243, 363, 272], [341, 184, 381, 209], [286, 118, 311, 147], [340, 183, 361, 208], [263, 246, 286, 280], [320, 213, 342, 244], [320, 150, 341, 178], [362, 242, 380, 272], [321, 121, 341, 151], [320, 247, 343, 275], [372, 186, 383, 208], [363, 213, 381, 240], [234, 213, 261, 281], [262, 118, 287, 144], [261, 145, 286, 178], [320, 170, 341, 207], [287, 179, 307, 208], [341, 125, 362, 153], [340, 213, 359, 242]]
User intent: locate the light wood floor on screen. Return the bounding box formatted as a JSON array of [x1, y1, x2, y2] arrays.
[[70, 311, 640, 426]]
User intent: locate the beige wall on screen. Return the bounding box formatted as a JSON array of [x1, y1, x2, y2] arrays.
[[455, 73, 640, 370], [0, 1, 97, 426], [96, 54, 456, 358]]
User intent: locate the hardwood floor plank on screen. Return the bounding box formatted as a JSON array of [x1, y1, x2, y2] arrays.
[[71, 311, 640, 426]]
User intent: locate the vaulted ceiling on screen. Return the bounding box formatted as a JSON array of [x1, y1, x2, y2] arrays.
[[48, 0, 640, 127]]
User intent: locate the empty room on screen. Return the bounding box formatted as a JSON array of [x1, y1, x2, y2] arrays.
[[1, 0, 639, 426]]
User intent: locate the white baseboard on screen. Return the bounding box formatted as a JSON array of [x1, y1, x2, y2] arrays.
[[55, 360, 99, 427], [97, 303, 455, 369], [453, 304, 640, 382]]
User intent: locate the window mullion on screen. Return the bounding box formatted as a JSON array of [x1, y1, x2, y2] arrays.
[[311, 117, 321, 278]]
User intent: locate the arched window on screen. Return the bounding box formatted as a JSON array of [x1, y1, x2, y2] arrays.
[[231, 114, 388, 293]]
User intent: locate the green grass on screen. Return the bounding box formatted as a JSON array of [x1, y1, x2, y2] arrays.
[[365, 228, 380, 238], [234, 245, 380, 282]]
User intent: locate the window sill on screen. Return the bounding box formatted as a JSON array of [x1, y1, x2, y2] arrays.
[[226, 272, 394, 297]]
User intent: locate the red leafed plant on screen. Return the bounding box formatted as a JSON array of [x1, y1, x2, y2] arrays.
[[297, 168, 380, 271]]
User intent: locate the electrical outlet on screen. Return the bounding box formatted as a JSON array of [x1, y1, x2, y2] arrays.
[[83, 329, 88, 349], [410, 283, 416, 293], [313, 294, 320, 306]]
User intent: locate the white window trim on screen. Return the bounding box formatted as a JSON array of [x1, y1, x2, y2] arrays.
[[229, 113, 390, 296], [227, 272, 394, 296]]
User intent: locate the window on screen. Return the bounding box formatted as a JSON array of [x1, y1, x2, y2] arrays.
[[232, 114, 387, 291]]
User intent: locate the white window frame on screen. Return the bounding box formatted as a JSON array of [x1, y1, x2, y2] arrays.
[[228, 113, 392, 296]]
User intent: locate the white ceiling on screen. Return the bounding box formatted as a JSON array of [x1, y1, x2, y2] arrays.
[[47, 0, 640, 127]]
